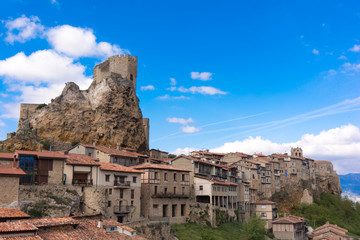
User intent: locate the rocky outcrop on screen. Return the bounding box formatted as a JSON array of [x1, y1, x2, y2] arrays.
[[2, 65, 148, 152]]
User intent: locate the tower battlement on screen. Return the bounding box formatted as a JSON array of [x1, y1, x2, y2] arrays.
[[93, 54, 138, 89]]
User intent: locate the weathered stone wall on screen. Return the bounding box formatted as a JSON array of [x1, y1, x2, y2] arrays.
[[48, 159, 64, 184], [0, 176, 20, 208]]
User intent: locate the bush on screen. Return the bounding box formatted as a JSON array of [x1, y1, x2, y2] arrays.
[[36, 103, 47, 110], [239, 215, 266, 240], [40, 140, 51, 151]]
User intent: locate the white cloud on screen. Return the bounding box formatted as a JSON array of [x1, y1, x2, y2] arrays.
[[342, 190, 360, 202], [181, 126, 200, 133], [141, 85, 155, 91], [167, 117, 194, 125], [172, 96, 190, 100], [4, 15, 44, 44], [158, 94, 190, 100], [349, 44, 360, 52], [191, 72, 212, 81], [312, 49, 319, 55], [0, 119, 5, 127], [338, 55, 347, 60], [158, 94, 170, 100], [172, 147, 198, 156], [0, 93, 8, 98], [177, 86, 227, 95], [47, 25, 126, 58], [170, 78, 177, 86]]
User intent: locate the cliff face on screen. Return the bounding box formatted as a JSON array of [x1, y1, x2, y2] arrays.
[[3, 57, 149, 152]]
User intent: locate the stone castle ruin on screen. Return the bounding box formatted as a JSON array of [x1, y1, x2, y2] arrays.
[[4, 54, 149, 152]]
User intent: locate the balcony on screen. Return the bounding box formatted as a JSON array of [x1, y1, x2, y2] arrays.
[[113, 205, 131, 214], [152, 193, 190, 199], [72, 179, 93, 186], [181, 181, 190, 186], [114, 180, 131, 188]]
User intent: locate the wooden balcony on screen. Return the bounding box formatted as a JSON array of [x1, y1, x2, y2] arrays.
[[72, 179, 93, 186], [113, 205, 131, 214], [114, 180, 131, 188]]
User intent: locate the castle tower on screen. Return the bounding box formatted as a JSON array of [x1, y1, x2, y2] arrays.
[[93, 54, 138, 89], [291, 147, 303, 158]]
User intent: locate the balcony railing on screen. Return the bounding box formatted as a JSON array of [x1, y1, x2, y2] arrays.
[[72, 179, 93, 186], [114, 180, 131, 187], [152, 193, 190, 199], [181, 181, 190, 186], [113, 205, 131, 214]]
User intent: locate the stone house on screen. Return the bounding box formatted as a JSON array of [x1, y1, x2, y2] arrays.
[[252, 200, 276, 229], [190, 150, 226, 161], [15, 150, 66, 185], [313, 222, 349, 240], [98, 162, 142, 223], [272, 215, 306, 240], [149, 149, 168, 160], [314, 161, 335, 176], [69, 143, 148, 167], [221, 152, 252, 164], [133, 163, 191, 224], [0, 165, 26, 208]]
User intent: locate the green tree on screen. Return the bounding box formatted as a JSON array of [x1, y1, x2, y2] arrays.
[[239, 216, 266, 240]]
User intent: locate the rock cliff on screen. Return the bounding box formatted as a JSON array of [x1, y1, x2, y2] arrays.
[[2, 55, 149, 152]]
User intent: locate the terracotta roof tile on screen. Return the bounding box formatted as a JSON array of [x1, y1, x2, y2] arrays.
[[314, 222, 348, 233], [0, 153, 14, 160], [102, 219, 136, 232], [89, 145, 148, 158], [0, 221, 38, 233], [133, 163, 191, 172], [174, 155, 228, 169], [273, 215, 304, 224], [0, 236, 42, 240], [15, 150, 67, 159], [24, 217, 79, 228], [0, 208, 30, 219], [66, 153, 100, 166], [255, 200, 276, 205], [0, 166, 26, 176], [100, 162, 143, 173]]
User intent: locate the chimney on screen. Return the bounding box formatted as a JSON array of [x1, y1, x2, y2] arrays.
[[97, 217, 103, 228], [93, 141, 96, 146], [12, 154, 17, 168]]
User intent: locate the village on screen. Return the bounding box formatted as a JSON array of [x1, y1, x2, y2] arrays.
[[0, 144, 348, 240]]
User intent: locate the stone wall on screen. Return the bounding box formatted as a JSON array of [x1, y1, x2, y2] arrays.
[[0, 176, 20, 208], [48, 159, 64, 184]]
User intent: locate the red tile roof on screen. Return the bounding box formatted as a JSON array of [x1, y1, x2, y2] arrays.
[[192, 151, 226, 156], [0, 166, 26, 176], [255, 200, 276, 205], [314, 160, 332, 164], [272, 215, 304, 224], [82, 144, 148, 158], [99, 162, 143, 174], [0, 208, 30, 219], [0, 221, 38, 233], [133, 163, 191, 172], [24, 217, 79, 228], [314, 222, 348, 233], [66, 153, 100, 166], [0, 153, 14, 160], [0, 236, 43, 240], [174, 155, 228, 169], [15, 150, 67, 159]]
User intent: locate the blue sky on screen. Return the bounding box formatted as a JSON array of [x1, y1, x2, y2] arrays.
[[0, 0, 359, 173]]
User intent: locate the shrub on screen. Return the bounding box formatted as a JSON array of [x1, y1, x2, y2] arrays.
[[36, 104, 47, 110]]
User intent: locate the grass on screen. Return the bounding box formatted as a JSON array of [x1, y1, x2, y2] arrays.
[[171, 222, 243, 240]]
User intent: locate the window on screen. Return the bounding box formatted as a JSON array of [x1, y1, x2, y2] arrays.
[[109, 188, 112, 195], [181, 204, 186, 216], [131, 201, 134, 206], [174, 187, 176, 194], [88, 153, 91, 157], [131, 189, 135, 199], [133, 176, 137, 183], [164, 173, 168, 181], [261, 212, 267, 217], [182, 187, 185, 195], [108, 201, 111, 207], [173, 173, 177, 181], [155, 172, 159, 180], [105, 175, 110, 182], [164, 187, 168, 195], [110, 227, 115, 231], [182, 174, 185, 181], [153, 204, 158, 208], [172, 204, 177, 217], [130, 74, 133, 80], [154, 186, 158, 194], [199, 185, 203, 190], [120, 189, 124, 198]]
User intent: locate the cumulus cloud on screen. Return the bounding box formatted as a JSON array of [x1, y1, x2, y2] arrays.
[[167, 117, 194, 125], [173, 124, 360, 174], [191, 72, 212, 81], [0, 119, 5, 127], [338, 55, 347, 60], [141, 85, 155, 91], [47, 25, 126, 58], [181, 126, 201, 133], [172, 147, 198, 156], [4, 15, 44, 44], [158, 94, 190, 100], [170, 78, 177, 86], [312, 48, 319, 55], [349, 44, 360, 52], [176, 86, 227, 95]]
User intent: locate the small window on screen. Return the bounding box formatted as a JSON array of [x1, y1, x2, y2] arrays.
[[105, 175, 110, 182], [182, 187, 185, 195], [173, 173, 177, 181], [131, 189, 135, 199], [199, 185, 203, 190], [164, 188, 168, 195], [110, 227, 115, 231], [109, 188, 112, 195], [88, 153, 91, 157], [108, 201, 111, 208], [261, 212, 267, 217], [182, 174, 185, 181], [130, 74, 133, 80], [154, 186, 158, 194], [120, 189, 124, 198], [153, 204, 158, 208], [133, 176, 137, 183], [164, 173, 168, 181]]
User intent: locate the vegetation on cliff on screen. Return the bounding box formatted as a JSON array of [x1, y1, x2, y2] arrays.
[[291, 193, 360, 236], [172, 216, 266, 240]]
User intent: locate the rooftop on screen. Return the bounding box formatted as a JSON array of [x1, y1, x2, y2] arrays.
[[254, 200, 276, 205], [15, 150, 67, 159], [0, 153, 14, 160], [66, 153, 100, 166], [102, 219, 136, 233], [99, 162, 143, 173], [24, 217, 79, 228], [0, 166, 26, 176], [0, 221, 38, 233], [0, 208, 30, 219], [272, 215, 304, 224], [133, 163, 191, 172]]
